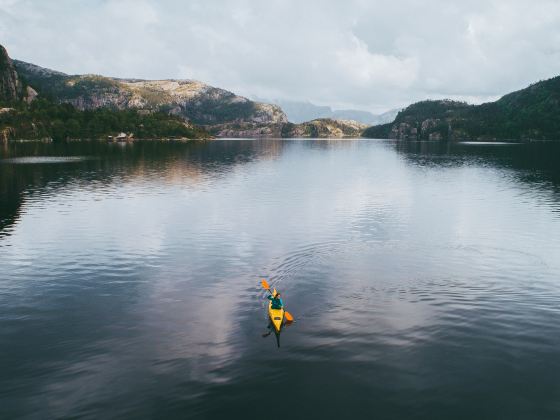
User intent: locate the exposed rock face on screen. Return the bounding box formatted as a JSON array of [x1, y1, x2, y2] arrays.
[[24, 86, 38, 103], [283, 118, 367, 138], [0, 45, 24, 102], [387, 119, 446, 141], [13, 60, 288, 137], [213, 123, 284, 138]]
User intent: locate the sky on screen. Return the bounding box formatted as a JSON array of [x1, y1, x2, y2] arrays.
[[1, 0, 560, 113]]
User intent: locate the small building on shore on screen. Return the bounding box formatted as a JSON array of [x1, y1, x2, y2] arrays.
[[113, 132, 134, 142]]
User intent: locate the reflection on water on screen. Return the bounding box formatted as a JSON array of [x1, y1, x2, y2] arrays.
[[1, 139, 560, 419], [0, 141, 285, 237], [1, 156, 90, 164]]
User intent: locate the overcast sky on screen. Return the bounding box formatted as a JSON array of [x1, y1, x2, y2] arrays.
[[1, 0, 560, 112]]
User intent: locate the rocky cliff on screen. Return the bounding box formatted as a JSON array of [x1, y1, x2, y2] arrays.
[[14, 60, 287, 137], [0, 45, 24, 102], [0, 47, 37, 104]]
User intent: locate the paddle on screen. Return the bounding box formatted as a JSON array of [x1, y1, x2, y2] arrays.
[[261, 279, 294, 322]]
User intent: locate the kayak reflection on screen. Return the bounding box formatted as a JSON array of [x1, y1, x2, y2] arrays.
[[262, 319, 293, 348]]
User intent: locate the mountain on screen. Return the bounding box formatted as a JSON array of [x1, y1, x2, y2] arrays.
[[268, 98, 399, 125], [363, 76, 560, 141], [3, 45, 374, 140], [368, 108, 401, 125], [14, 60, 287, 137], [1, 45, 210, 142], [331, 108, 399, 125], [268, 100, 332, 123], [282, 118, 367, 138]]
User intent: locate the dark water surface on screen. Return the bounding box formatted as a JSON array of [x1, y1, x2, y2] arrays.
[[1, 139, 560, 419]]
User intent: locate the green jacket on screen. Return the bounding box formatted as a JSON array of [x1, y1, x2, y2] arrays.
[[267, 295, 283, 309]]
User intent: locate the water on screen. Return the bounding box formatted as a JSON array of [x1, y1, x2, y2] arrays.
[[1, 139, 559, 419]]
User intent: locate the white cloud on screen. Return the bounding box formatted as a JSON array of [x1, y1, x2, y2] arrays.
[[335, 34, 418, 88], [1, 0, 560, 112]]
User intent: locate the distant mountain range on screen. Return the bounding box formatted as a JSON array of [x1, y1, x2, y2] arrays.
[[1, 43, 369, 141], [4, 42, 560, 142], [262, 98, 399, 125], [363, 77, 560, 141], [12, 59, 288, 138]]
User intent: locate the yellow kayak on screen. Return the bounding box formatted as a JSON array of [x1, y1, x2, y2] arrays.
[[268, 288, 285, 332]]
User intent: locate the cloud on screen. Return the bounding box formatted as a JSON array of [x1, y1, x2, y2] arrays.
[[335, 34, 418, 88], [1, 0, 560, 112]]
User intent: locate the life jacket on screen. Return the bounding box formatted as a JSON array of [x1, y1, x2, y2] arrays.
[[269, 296, 283, 309]]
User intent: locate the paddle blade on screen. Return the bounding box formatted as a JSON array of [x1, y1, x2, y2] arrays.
[[284, 311, 294, 323], [261, 279, 271, 290]]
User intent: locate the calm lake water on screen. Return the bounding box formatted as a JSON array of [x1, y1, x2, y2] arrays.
[[1, 139, 560, 419]]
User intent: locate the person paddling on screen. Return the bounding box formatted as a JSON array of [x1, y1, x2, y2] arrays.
[[260, 279, 294, 324], [267, 292, 283, 309]]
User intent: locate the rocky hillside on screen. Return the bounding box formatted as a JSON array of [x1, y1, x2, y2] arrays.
[[1, 45, 210, 142], [14, 60, 287, 137], [363, 76, 560, 141], [282, 118, 367, 138], [6, 46, 368, 139]]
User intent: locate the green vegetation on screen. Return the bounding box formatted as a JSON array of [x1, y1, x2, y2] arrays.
[[280, 122, 296, 137], [11, 64, 123, 103], [0, 99, 209, 141], [62, 76, 122, 99], [363, 76, 560, 141], [183, 97, 257, 125], [397, 100, 469, 121], [362, 122, 391, 139]]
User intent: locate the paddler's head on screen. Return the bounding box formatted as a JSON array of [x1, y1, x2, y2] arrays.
[[275, 293, 281, 298]]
